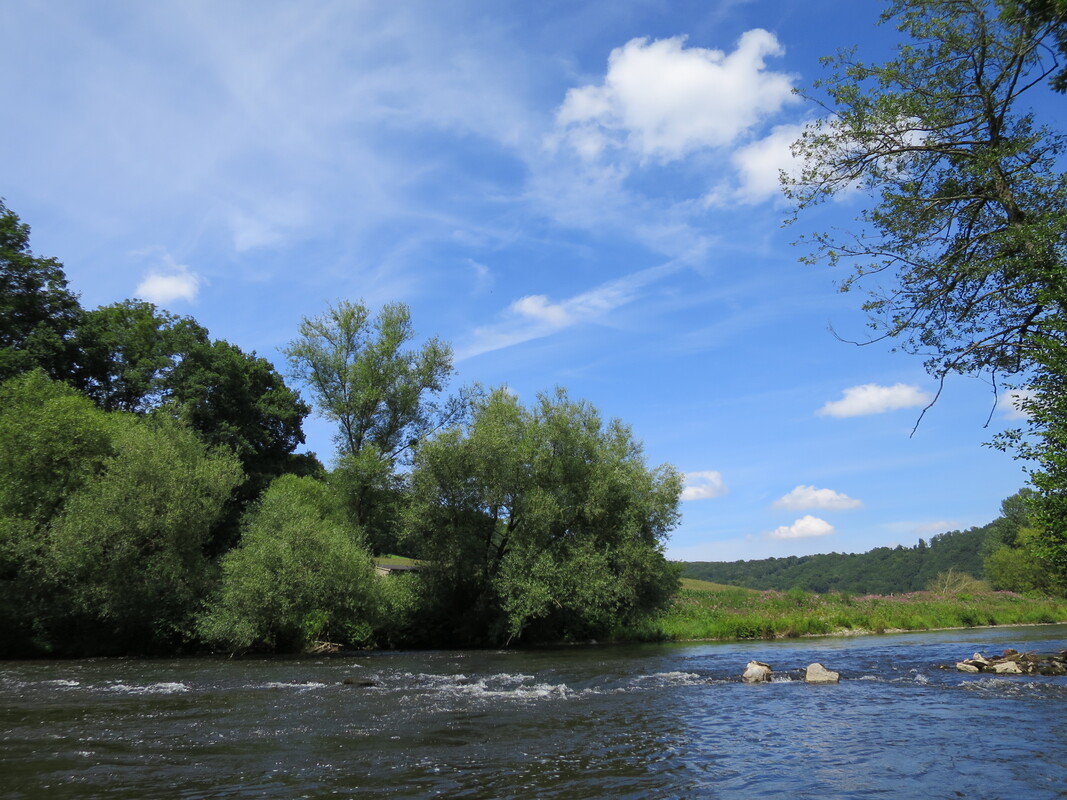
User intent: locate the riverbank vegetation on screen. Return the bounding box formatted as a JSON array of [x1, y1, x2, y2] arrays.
[[0, 202, 681, 656], [641, 579, 1067, 642]]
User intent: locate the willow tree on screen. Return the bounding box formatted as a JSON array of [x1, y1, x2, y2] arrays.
[[784, 0, 1067, 583]]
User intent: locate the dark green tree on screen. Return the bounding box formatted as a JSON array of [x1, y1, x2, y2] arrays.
[[72, 299, 209, 412], [0, 201, 82, 383], [404, 388, 682, 645], [1011, 0, 1067, 90]]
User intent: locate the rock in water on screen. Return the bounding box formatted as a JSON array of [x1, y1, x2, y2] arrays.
[[956, 662, 981, 673], [742, 660, 773, 683], [805, 663, 840, 684], [993, 661, 1023, 675]]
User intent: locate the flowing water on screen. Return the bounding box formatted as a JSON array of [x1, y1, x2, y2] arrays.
[[2, 625, 1066, 799]]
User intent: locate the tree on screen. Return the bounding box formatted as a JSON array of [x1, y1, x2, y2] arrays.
[[785, 0, 1067, 583], [73, 299, 209, 412], [1012, 0, 1067, 90], [198, 475, 380, 653], [48, 416, 243, 654], [0, 201, 82, 384], [285, 300, 458, 460], [0, 371, 117, 655], [785, 0, 1067, 386], [284, 300, 469, 552], [404, 388, 682, 645]]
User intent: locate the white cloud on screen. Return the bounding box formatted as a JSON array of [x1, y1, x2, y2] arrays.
[[817, 383, 932, 418], [706, 122, 808, 206], [457, 260, 682, 359], [999, 389, 1034, 420], [556, 30, 798, 162], [768, 515, 835, 540], [134, 266, 202, 305], [681, 470, 728, 501], [774, 485, 862, 511], [511, 294, 572, 327]]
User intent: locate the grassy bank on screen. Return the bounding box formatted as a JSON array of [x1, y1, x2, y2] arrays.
[[635, 579, 1067, 641]]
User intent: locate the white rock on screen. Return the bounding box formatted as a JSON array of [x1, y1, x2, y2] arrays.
[[993, 661, 1023, 674], [956, 662, 980, 673], [805, 663, 840, 684], [742, 660, 773, 683]]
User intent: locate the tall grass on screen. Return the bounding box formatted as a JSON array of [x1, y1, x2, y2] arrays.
[[632, 580, 1067, 642]]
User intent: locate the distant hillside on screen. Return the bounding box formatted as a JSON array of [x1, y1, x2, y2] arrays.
[[679, 525, 991, 594]]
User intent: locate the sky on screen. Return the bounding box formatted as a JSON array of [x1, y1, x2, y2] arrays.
[[1, 0, 1059, 562]]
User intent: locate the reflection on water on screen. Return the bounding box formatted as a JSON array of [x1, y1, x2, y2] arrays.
[[1, 625, 1066, 798]]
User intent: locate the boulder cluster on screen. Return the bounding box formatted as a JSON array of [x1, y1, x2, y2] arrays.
[[954, 648, 1067, 676], [741, 660, 840, 684]]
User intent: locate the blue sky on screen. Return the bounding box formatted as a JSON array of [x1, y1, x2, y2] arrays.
[[1, 0, 1053, 561]]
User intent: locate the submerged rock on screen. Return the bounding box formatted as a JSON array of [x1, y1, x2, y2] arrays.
[[742, 660, 773, 683], [804, 663, 840, 684], [342, 678, 379, 687]]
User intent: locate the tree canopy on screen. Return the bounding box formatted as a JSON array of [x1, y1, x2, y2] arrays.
[[404, 388, 682, 645], [785, 0, 1067, 385]]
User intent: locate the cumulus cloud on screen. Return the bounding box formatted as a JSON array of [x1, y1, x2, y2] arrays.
[[681, 470, 728, 501], [134, 265, 202, 305], [768, 515, 835, 540], [774, 485, 862, 511], [705, 121, 807, 206], [817, 383, 932, 418], [511, 294, 572, 327], [999, 389, 1034, 420], [556, 30, 797, 162]]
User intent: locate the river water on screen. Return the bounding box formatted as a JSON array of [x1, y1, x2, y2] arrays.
[[2, 624, 1066, 799]]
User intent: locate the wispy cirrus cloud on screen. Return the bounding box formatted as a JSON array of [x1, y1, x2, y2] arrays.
[[818, 383, 932, 418], [456, 260, 682, 360]]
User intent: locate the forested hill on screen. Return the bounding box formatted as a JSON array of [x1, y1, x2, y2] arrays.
[[680, 526, 991, 594]]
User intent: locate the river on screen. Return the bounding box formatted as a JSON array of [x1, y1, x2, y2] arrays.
[[2, 624, 1066, 799]]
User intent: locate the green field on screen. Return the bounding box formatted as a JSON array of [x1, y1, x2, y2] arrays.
[[641, 581, 1067, 641]]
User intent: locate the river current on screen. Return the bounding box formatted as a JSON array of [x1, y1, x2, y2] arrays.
[[2, 624, 1066, 799]]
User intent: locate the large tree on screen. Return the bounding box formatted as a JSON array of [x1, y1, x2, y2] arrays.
[[0, 201, 82, 384], [785, 0, 1067, 385], [404, 388, 682, 646], [785, 0, 1067, 583], [284, 300, 469, 552]]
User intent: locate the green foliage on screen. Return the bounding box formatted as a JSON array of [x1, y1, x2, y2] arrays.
[[652, 584, 1067, 641], [787, 0, 1067, 382], [926, 569, 989, 595], [1010, 0, 1067, 91], [405, 388, 682, 645], [198, 475, 381, 653], [73, 299, 209, 412], [683, 525, 990, 594], [284, 300, 473, 552], [48, 416, 243, 653], [284, 300, 459, 461], [0, 201, 82, 384]]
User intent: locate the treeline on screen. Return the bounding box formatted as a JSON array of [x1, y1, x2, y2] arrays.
[[682, 527, 990, 594], [0, 201, 682, 657], [681, 490, 1064, 596]]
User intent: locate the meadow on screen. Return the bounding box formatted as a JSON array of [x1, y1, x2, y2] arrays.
[[638, 578, 1067, 641]]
